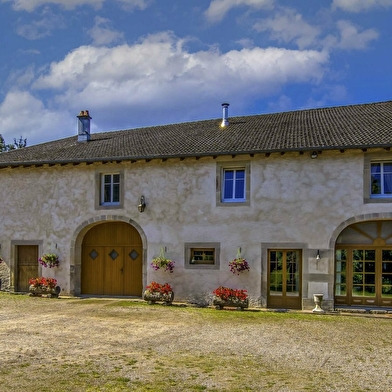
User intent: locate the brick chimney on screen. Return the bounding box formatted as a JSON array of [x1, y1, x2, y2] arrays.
[[77, 110, 91, 142]]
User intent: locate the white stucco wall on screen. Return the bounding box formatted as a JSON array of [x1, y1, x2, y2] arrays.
[[1, 148, 392, 307]]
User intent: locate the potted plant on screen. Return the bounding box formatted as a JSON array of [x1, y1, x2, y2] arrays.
[[28, 277, 61, 298], [212, 286, 249, 310], [151, 248, 175, 273], [39, 253, 60, 268], [143, 281, 174, 305], [228, 249, 250, 275]]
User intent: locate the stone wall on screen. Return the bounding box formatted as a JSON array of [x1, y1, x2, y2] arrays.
[[1, 148, 391, 307]]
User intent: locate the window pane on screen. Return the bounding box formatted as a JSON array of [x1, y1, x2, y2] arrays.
[[234, 170, 245, 199], [371, 163, 381, 194], [113, 184, 120, 202], [384, 172, 392, 194], [104, 184, 111, 202], [235, 179, 245, 198], [223, 170, 234, 199], [335, 284, 346, 296]]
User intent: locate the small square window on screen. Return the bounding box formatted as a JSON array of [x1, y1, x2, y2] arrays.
[[185, 243, 220, 269]]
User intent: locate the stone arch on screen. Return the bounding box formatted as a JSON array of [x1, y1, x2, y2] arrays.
[[330, 212, 392, 308], [329, 212, 392, 249], [70, 215, 147, 295]]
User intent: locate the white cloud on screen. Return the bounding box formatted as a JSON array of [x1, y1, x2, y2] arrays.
[[87, 16, 124, 46], [335, 20, 379, 49], [332, 0, 392, 13], [27, 32, 328, 135], [0, 90, 73, 144], [205, 0, 274, 23], [253, 8, 321, 50], [2, 0, 149, 12]]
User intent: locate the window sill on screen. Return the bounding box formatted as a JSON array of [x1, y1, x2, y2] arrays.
[[96, 203, 123, 210], [217, 201, 250, 207], [364, 197, 392, 204]]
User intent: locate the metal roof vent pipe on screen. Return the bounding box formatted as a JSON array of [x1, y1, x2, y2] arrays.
[[77, 110, 91, 142], [220, 102, 230, 128]]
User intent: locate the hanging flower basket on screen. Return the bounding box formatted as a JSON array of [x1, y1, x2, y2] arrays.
[[39, 253, 59, 268], [150, 248, 175, 273], [228, 249, 250, 275], [212, 286, 249, 310], [143, 282, 174, 305], [28, 277, 61, 298]]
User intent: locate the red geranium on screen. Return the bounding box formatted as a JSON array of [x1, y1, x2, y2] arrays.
[[146, 281, 173, 294], [213, 286, 248, 301]]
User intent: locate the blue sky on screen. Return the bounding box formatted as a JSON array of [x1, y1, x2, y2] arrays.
[[0, 0, 391, 146]]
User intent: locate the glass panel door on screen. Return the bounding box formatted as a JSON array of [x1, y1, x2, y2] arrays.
[[335, 246, 392, 307], [268, 250, 301, 309], [381, 250, 392, 305]]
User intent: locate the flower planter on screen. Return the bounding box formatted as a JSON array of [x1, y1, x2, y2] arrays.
[[213, 296, 249, 310], [143, 290, 174, 305], [29, 285, 61, 298]]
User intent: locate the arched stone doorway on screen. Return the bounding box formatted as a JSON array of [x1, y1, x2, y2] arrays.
[[335, 220, 392, 307], [81, 221, 143, 296]]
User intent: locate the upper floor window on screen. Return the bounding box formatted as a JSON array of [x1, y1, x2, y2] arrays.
[[371, 162, 392, 197], [216, 161, 250, 206], [95, 170, 124, 209], [102, 173, 120, 204], [223, 168, 245, 202]]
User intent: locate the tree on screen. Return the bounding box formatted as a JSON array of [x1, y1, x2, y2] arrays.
[[0, 134, 27, 152]]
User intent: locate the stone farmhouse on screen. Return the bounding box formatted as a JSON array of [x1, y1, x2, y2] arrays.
[[1, 101, 392, 310]]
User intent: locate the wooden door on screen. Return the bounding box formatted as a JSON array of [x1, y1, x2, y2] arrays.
[[81, 222, 143, 296], [335, 247, 392, 307], [268, 249, 302, 309], [17, 245, 39, 292]]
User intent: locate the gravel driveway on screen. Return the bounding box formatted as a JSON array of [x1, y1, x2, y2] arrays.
[[0, 293, 391, 391]]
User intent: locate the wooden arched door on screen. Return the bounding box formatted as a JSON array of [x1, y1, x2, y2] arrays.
[[81, 222, 143, 296]]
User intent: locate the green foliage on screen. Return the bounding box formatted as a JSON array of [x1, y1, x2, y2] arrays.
[[0, 134, 27, 152]]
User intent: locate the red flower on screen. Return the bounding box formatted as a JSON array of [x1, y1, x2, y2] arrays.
[[146, 281, 173, 294], [213, 286, 248, 300]]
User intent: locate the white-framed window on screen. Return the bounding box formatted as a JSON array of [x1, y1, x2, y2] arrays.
[[95, 170, 124, 209], [371, 161, 392, 197], [222, 168, 246, 202], [364, 154, 392, 203], [216, 161, 250, 206], [101, 173, 120, 205]]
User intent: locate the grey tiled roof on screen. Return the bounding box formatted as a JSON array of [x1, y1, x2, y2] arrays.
[[1, 100, 391, 167]]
